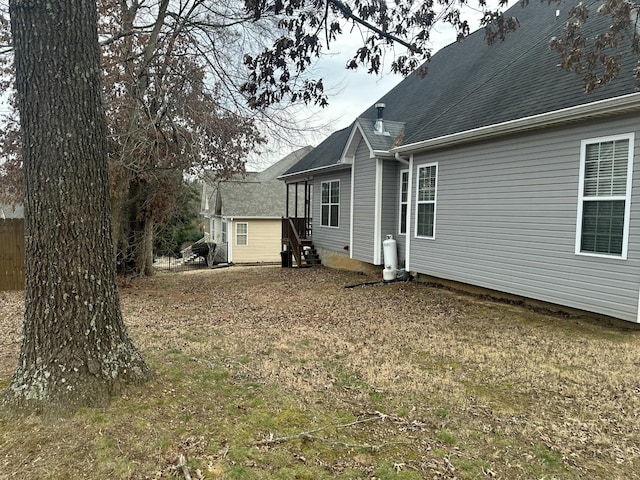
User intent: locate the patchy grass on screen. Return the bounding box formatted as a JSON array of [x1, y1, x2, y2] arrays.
[[1, 266, 640, 479]]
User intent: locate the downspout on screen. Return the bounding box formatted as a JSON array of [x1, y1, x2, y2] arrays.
[[374, 158, 383, 265], [405, 154, 414, 271], [349, 158, 355, 259]]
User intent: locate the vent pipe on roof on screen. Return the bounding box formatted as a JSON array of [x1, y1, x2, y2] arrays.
[[374, 102, 386, 135]]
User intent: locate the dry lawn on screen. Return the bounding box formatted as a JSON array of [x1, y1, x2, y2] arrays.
[[1, 265, 640, 479]]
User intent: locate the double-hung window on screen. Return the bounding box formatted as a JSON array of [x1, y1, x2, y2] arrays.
[[321, 180, 340, 227], [399, 170, 409, 234], [222, 219, 228, 244], [415, 163, 438, 238], [576, 134, 633, 258], [236, 222, 248, 246]]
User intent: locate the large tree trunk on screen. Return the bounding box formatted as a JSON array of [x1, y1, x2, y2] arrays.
[[5, 0, 151, 409]]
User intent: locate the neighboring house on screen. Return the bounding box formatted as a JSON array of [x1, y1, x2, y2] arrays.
[[0, 203, 24, 219], [280, 0, 640, 322], [200, 146, 312, 264]]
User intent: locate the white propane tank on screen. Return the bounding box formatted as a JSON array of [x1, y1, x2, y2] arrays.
[[382, 234, 398, 281]]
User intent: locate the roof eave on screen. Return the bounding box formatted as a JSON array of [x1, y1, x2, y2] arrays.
[[373, 150, 395, 159], [278, 161, 352, 181], [219, 215, 283, 219], [392, 92, 640, 154]]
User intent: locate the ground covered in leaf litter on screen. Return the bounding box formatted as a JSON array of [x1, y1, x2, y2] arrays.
[[1, 265, 640, 479]]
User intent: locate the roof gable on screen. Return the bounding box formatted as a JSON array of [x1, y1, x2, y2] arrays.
[[355, 118, 405, 152], [342, 118, 406, 159], [256, 146, 313, 181]]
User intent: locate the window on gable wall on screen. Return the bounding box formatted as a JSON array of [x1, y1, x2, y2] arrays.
[[321, 180, 340, 227], [576, 134, 633, 258], [399, 170, 409, 234], [415, 163, 438, 238], [236, 222, 248, 246]]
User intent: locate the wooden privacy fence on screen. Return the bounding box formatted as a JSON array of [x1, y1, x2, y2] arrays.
[[0, 219, 25, 291]]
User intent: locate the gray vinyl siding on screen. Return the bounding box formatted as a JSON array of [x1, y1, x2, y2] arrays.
[[408, 114, 640, 322], [312, 169, 351, 253], [351, 141, 377, 263], [380, 159, 406, 265]]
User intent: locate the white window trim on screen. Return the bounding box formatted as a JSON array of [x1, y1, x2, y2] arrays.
[[414, 162, 438, 240], [236, 222, 248, 246], [575, 133, 634, 260], [398, 169, 409, 235], [320, 179, 340, 228]]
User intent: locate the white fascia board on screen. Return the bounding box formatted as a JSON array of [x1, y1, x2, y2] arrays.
[[342, 121, 373, 160], [392, 92, 640, 155]]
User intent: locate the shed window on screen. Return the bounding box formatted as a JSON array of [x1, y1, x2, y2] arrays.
[[321, 180, 340, 227], [415, 163, 437, 238], [399, 170, 409, 235], [576, 134, 633, 258], [236, 222, 248, 246]]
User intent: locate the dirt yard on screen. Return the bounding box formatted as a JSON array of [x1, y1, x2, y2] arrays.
[[1, 266, 640, 479]]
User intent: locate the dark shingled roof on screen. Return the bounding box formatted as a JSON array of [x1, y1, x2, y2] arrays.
[[281, 127, 352, 177], [285, 0, 638, 176], [203, 146, 312, 217]]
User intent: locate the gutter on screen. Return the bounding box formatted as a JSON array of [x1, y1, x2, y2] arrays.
[[373, 150, 395, 159], [221, 216, 283, 220], [392, 92, 640, 155]]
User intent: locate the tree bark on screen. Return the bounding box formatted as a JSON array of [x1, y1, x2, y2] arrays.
[[5, 0, 151, 409]]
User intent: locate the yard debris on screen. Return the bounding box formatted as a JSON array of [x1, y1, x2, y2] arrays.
[[176, 454, 193, 480], [2, 266, 640, 479]]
